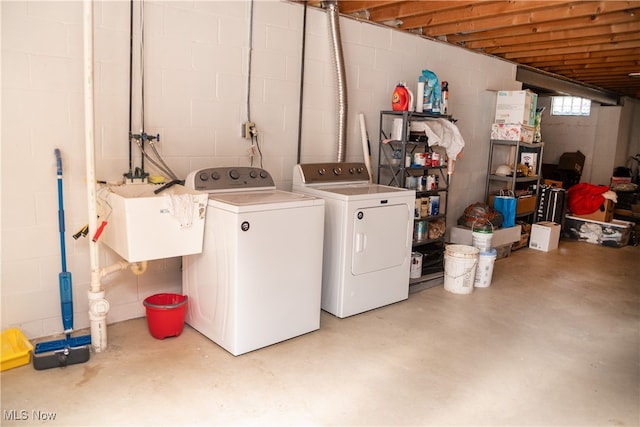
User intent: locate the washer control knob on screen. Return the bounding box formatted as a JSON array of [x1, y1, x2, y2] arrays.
[[249, 170, 257, 179], [333, 167, 342, 175], [260, 170, 268, 179], [357, 167, 364, 174], [318, 168, 326, 176], [199, 172, 209, 182], [211, 172, 220, 180], [349, 167, 356, 174], [229, 169, 240, 180]]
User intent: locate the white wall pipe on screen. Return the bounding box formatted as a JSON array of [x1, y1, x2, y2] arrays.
[[358, 113, 374, 183], [83, 0, 109, 353], [83, 2, 151, 352]]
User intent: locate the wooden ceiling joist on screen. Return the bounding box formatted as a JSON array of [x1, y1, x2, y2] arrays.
[[291, 0, 640, 99]]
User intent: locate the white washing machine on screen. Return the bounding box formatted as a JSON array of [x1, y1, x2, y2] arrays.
[[292, 162, 415, 318], [183, 167, 325, 356]]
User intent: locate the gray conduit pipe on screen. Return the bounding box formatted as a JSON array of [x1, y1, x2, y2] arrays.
[[296, 0, 307, 164], [323, 0, 348, 162]]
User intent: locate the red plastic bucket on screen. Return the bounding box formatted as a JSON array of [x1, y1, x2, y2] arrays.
[[143, 293, 188, 340]]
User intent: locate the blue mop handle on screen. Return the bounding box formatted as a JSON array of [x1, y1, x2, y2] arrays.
[[55, 149, 67, 273], [55, 149, 73, 333]]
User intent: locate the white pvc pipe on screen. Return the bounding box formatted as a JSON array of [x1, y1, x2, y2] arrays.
[[358, 113, 373, 183], [83, 0, 109, 353]]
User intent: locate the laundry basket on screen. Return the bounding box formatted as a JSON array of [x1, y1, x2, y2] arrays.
[[143, 293, 188, 339]]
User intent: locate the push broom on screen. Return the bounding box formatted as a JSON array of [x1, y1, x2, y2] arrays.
[[33, 149, 92, 370]]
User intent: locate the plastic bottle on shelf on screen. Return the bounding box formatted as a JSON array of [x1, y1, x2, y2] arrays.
[[416, 81, 425, 113], [441, 81, 449, 115], [392, 82, 412, 111]]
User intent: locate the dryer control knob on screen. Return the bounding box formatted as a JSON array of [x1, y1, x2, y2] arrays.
[[211, 172, 220, 180], [229, 169, 240, 180], [348, 167, 356, 174], [357, 167, 364, 174], [249, 170, 257, 179], [260, 170, 268, 179], [318, 168, 326, 176], [199, 172, 209, 181], [333, 167, 342, 175]]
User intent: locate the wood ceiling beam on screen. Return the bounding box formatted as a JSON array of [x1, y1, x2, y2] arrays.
[[562, 67, 640, 77], [446, 5, 640, 43], [399, 1, 573, 33], [541, 72, 636, 83], [488, 33, 640, 56], [543, 58, 640, 68], [464, 21, 640, 50], [515, 48, 640, 63], [336, 0, 405, 15], [317, 0, 640, 99], [415, 1, 626, 36], [544, 60, 640, 72], [340, 1, 481, 22]]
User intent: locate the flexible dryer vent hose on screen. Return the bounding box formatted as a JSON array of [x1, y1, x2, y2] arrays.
[[323, 0, 348, 163]]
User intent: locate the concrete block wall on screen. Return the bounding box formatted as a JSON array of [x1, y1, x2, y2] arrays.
[[2, 0, 521, 339]]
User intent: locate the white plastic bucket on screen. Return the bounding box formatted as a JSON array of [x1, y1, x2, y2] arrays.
[[410, 252, 423, 279], [472, 230, 493, 252], [444, 245, 479, 294], [474, 248, 497, 288]]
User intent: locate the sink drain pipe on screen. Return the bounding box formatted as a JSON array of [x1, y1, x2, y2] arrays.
[[83, 1, 149, 352], [82, 0, 109, 352]]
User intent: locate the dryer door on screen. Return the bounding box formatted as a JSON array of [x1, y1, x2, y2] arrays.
[[351, 203, 410, 275]]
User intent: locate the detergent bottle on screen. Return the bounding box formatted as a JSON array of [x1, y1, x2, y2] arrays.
[[392, 82, 413, 111]]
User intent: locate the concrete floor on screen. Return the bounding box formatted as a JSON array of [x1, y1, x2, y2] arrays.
[[1, 240, 639, 426]]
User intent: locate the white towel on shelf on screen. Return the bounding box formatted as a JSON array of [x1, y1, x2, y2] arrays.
[[410, 118, 466, 160]]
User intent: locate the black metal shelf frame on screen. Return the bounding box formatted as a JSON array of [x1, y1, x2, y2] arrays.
[[377, 110, 454, 285]]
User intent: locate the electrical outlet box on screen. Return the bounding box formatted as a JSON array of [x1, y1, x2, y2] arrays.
[[242, 121, 255, 139]]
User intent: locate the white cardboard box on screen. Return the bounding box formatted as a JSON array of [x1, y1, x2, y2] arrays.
[[529, 221, 561, 252], [494, 90, 538, 125], [449, 225, 521, 247], [99, 184, 208, 262], [491, 123, 535, 143]]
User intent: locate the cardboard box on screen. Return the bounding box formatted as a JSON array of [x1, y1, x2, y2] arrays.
[[564, 216, 632, 248], [611, 176, 632, 185], [512, 232, 530, 250], [512, 222, 532, 251], [99, 184, 208, 262], [558, 151, 585, 174], [488, 194, 538, 215], [520, 151, 538, 173], [571, 199, 614, 223], [491, 123, 535, 143], [449, 224, 521, 247], [494, 244, 512, 259], [543, 179, 563, 188], [516, 194, 537, 215], [529, 221, 561, 252], [494, 90, 538, 125]]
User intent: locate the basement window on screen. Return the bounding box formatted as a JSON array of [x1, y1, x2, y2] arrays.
[[551, 96, 591, 116]]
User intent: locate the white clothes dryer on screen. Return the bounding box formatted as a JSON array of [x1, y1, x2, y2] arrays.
[[292, 162, 415, 318], [183, 167, 324, 356]]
